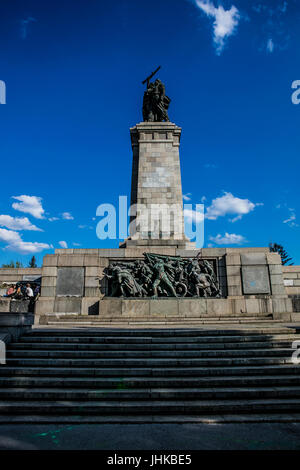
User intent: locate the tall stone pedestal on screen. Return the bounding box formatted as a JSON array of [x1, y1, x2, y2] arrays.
[[122, 122, 193, 248]]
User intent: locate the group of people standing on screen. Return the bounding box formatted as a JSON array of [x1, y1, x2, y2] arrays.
[[3, 283, 40, 300]]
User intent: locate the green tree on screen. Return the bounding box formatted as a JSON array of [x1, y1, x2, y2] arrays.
[[28, 256, 37, 268], [269, 243, 294, 266], [1, 260, 23, 268]]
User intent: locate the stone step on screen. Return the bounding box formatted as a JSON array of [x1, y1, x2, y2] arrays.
[[45, 312, 273, 319], [1, 398, 300, 415], [1, 374, 300, 389], [4, 356, 294, 368], [43, 316, 276, 322], [0, 411, 300, 424], [19, 334, 299, 344], [0, 386, 300, 401], [24, 327, 296, 336], [2, 413, 300, 424], [5, 348, 293, 359], [8, 340, 297, 351], [45, 320, 283, 327], [0, 364, 299, 378]]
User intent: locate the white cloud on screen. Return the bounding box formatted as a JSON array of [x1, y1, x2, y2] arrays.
[[48, 217, 59, 222], [5, 241, 52, 254], [78, 225, 93, 230], [0, 228, 52, 254], [205, 192, 260, 221], [183, 193, 192, 201], [73, 242, 81, 247], [209, 232, 246, 245], [0, 215, 42, 231], [59, 240, 68, 248], [12, 195, 45, 219], [194, 0, 240, 55], [267, 38, 274, 53], [62, 212, 74, 220], [184, 208, 204, 223], [283, 209, 298, 227], [0, 228, 22, 244]]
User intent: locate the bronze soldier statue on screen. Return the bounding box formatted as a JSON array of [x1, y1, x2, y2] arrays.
[[142, 67, 171, 122]]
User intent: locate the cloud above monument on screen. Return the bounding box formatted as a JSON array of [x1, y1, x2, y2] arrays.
[[205, 191, 262, 221], [209, 232, 247, 245], [59, 240, 68, 248], [61, 212, 74, 220], [12, 195, 45, 219], [0, 215, 42, 232], [192, 0, 241, 55], [0, 228, 52, 254]]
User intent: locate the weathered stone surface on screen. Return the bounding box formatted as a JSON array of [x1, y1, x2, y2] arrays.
[[85, 266, 102, 277], [227, 285, 242, 296], [0, 312, 34, 327], [0, 299, 10, 312], [270, 274, 284, 286], [99, 298, 122, 316], [42, 267, 57, 277], [10, 300, 31, 313], [41, 276, 56, 287], [41, 287, 56, 297], [266, 252, 282, 265], [35, 297, 54, 315], [122, 300, 150, 316], [226, 266, 241, 277], [81, 297, 99, 315], [227, 275, 241, 287], [226, 254, 241, 266], [272, 298, 293, 313], [241, 253, 267, 265], [269, 265, 283, 275], [54, 297, 82, 314], [241, 265, 271, 294], [206, 299, 232, 315], [85, 277, 99, 288], [83, 255, 100, 267], [98, 249, 125, 258], [245, 299, 261, 314], [84, 287, 99, 297], [56, 267, 84, 296], [43, 255, 58, 267], [150, 299, 178, 315], [178, 299, 207, 316], [271, 284, 286, 295], [58, 255, 84, 267], [231, 299, 246, 314]]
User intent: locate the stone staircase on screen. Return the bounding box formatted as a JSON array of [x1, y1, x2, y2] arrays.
[[1, 326, 300, 423], [38, 312, 282, 327]]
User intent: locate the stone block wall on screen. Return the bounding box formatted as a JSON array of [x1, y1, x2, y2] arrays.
[[128, 122, 188, 246], [0, 268, 42, 296], [283, 266, 300, 295], [34, 246, 294, 320], [282, 266, 300, 314]]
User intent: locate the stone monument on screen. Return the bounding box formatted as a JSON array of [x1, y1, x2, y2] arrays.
[[34, 69, 294, 323]]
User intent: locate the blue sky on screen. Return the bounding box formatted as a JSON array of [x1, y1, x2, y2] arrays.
[[0, 0, 299, 266]]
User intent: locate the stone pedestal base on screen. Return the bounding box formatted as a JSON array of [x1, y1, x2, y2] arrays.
[[34, 246, 294, 323]]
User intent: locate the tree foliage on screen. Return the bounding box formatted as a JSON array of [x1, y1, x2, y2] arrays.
[[28, 256, 37, 268], [1, 260, 23, 268], [269, 243, 294, 266]]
